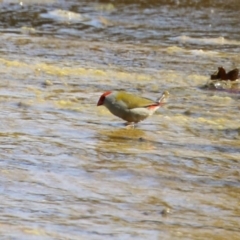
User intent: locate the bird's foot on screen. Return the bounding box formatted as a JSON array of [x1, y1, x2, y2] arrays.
[[125, 122, 135, 129]]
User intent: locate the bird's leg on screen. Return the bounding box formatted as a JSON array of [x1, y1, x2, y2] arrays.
[[125, 122, 135, 128]]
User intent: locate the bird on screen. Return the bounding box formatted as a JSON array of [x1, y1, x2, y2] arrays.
[[97, 90, 169, 125]]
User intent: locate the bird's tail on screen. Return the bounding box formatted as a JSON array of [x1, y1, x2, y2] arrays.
[[157, 91, 169, 104]]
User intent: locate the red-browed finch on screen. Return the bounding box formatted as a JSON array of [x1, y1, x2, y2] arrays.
[[97, 90, 169, 124]]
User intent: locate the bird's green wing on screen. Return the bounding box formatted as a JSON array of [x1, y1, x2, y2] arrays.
[[115, 91, 154, 109]]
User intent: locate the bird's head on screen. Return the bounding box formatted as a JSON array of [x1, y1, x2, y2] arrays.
[[97, 91, 112, 106]]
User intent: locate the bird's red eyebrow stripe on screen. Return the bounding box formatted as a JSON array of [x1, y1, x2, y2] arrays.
[[103, 91, 112, 97]]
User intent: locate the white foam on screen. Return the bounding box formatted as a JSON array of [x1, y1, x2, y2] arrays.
[[166, 46, 219, 56], [40, 9, 85, 23], [189, 49, 218, 56], [171, 35, 240, 46], [40, 9, 105, 28]]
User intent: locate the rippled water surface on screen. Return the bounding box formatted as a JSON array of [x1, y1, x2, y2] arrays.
[[0, 0, 240, 239]]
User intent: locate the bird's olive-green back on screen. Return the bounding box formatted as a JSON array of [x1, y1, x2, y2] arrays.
[[115, 91, 155, 109]]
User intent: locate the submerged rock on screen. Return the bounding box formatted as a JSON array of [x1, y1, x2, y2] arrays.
[[210, 67, 239, 81], [201, 67, 240, 93]]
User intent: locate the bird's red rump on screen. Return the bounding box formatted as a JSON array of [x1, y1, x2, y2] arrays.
[[147, 104, 160, 110]]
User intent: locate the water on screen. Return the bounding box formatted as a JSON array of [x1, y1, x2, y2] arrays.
[[0, 0, 239, 239]]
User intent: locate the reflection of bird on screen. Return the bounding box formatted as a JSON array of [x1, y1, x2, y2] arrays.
[[211, 67, 239, 81], [97, 91, 169, 124]]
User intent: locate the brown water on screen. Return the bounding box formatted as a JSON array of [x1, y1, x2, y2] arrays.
[[0, 0, 240, 239]]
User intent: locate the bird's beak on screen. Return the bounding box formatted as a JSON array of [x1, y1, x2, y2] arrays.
[[97, 98, 103, 106]]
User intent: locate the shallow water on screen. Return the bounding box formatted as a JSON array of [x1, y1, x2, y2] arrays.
[[0, 0, 240, 239]]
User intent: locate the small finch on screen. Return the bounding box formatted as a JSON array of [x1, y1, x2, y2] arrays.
[[97, 90, 169, 124]]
